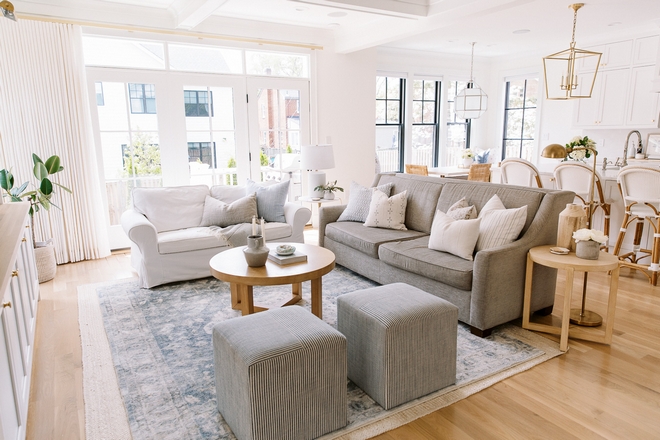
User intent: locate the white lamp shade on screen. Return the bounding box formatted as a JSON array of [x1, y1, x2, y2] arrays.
[[455, 83, 488, 119], [301, 144, 335, 170]]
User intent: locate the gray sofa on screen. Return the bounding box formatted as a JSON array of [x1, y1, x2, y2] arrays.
[[319, 173, 575, 336]]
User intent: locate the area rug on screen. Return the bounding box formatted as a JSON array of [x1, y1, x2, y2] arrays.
[[78, 267, 562, 440]]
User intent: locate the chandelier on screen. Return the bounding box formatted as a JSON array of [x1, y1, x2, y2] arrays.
[[543, 3, 601, 100], [455, 42, 488, 120], [0, 1, 16, 21]]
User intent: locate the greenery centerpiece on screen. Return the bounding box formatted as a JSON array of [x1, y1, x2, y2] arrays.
[[564, 136, 596, 162], [314, 180, 344, 200]]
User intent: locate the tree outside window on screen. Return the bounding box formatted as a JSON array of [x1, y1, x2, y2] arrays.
[[502, 78, 538, 161], [122, 131, 161, 177], [376, 76, 405, 173]]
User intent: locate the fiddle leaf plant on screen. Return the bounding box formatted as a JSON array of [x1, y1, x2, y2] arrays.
[[0, 153, 72, 246]]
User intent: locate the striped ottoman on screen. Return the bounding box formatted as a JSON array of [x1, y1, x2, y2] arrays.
[[337, 283, 458, 410], [212, 306, 347, 440]]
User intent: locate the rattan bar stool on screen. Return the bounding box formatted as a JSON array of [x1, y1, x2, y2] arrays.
[[613, 166, 660, 285]]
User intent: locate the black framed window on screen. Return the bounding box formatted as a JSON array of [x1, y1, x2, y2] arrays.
[[188, 142, 216, 168], [447, 80, 471, 157], [184, 90, 213, 117], [411, 79, 441, 168], [375, 76, 405, 173], [128, 83, 156, 114], [95, 82, 104, 106], [502, 78, 538, 161]]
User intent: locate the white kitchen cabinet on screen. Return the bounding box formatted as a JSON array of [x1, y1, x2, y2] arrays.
[[633, 35, 660, 65], [574, 68, 630, 127], [627, 65, 660, 127], [579, 39, 633, 72], [0, 203, 39, 440]]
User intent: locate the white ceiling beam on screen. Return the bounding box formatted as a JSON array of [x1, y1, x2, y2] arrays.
[[333, 0, 533, 53], [289, 0, 428, 17], [169, 0, 229, 30]]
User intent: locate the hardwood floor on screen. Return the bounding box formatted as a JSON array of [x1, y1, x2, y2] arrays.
[[25, 242, 660, 439]]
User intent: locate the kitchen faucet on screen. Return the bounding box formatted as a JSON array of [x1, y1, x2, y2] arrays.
[[622, 130, 643, 167]]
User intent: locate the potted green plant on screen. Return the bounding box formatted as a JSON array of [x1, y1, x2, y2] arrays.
[[314, 180, 344, 200], [0, 154, 72, 283]]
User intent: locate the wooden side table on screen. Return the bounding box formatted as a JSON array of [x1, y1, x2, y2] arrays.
[[522, 245, 620, 352]]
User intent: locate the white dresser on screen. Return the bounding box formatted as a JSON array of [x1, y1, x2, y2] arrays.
[[0, 203, 40, 440]]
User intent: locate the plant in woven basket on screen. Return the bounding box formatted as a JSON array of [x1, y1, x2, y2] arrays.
[[0, 153, 72, 247]]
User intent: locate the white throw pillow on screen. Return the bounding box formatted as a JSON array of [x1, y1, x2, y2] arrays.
[[338, 181, 394, 223], [447, 197, 477, 221], [363, 189, 408, 230], [200, 194, 257, 228], [428, 210, 481, 261], [476, 194, 527, 251]]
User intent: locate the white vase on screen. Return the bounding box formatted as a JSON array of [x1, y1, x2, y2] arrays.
[[462, 158, 473, 168], [324, 192, 335, 200]]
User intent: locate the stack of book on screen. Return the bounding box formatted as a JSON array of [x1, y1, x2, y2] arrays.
[[268, 250, 307, 265]]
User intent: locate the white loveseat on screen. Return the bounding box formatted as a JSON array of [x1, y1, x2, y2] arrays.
[[121, 184, 312, 288]]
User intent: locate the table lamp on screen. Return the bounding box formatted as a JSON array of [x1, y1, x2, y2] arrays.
[[301, 144, 335, 198]]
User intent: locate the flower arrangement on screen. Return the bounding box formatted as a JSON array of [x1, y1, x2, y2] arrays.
[[564, 136, 597, 162], [572, 228, 608, 244], [461, 148, 474, 159]]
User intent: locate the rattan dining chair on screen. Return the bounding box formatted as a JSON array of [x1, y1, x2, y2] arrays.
[[500, 158, 543, 188], [405, 164, 428, 176], [467, 164, 491, 182]]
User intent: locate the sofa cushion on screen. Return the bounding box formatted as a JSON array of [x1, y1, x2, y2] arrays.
[[200, 194, 257, 227], [377, 174, 444, 233], [264, 222, 292, 242], [133, 185, 209, 233], [379, 236, 474, 291], [338, 181, 394, 223], [325, 221, 426, 259], [157, 227, 230, 254], [364, 189, 408, 230], [210, 184, 249, 204], [246, 179, 290, 223]]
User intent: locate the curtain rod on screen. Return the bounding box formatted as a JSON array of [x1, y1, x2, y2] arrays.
[[15, 13, 324, 51]]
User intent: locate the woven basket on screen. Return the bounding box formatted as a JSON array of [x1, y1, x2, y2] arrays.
[[35, 242, 57, 283]]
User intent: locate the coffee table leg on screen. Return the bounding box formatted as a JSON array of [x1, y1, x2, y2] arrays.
[[237, 284, 254, 315], [311, 277, 322, 319], [230, 283, 241, 310]]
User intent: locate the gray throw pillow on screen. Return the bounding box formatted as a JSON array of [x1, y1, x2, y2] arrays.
[[337, 181, 394, 223], [246, 179, 290, 223], [200, 194, 257, 227]]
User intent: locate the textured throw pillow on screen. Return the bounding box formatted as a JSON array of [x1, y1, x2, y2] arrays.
[[337, 181, 394, 223], [200, 194, 257, 227], [476, 194, 527, 251], [364, 189, 408, 230], [447, 197, 477, 221], [428, 210, 482, 261], [246, 179, 290, 223]]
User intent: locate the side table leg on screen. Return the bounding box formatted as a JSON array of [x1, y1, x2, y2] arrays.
[[522, 253, 534, 328], [604, 265, 620, 344], [311, 277, 322, 319], [560, 268, 575, 352]]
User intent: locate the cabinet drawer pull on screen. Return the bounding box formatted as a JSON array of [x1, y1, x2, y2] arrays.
[[22, 237, 27, 242], [25, 225, 30, 229], [12, 270, 18, 277], [2, 302, 10, 308]]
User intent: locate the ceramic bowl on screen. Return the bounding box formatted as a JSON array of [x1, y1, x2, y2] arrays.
[[276, 245, 296, 256]]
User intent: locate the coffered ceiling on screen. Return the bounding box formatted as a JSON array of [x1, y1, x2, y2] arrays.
[[11, 0, 660, 57]]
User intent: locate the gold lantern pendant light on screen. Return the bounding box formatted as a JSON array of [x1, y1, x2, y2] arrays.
[[543, 3, 601, 100], [455, 42, 488, 120], [0, 1, 16, 21]]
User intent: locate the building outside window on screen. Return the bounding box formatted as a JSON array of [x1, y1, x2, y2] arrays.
[[188, 142, 216, 168], [446, 80, 471, 167], [502, 78, 538, 161], [184, 90, 213, 117], [411, 79, 440, 168], [128, 83, 156, 114], [95, 82, 104, 106], [376, 76, 405, 173]]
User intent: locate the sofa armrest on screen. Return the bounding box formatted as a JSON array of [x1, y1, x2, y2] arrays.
[[283, 203, 311, 242], [318, 205, 347, 247], [469, 190, 576, 330], [121, 209, 159, 258]]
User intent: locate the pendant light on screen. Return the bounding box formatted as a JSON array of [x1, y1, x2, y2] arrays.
[[543, 3, 601, 100], [0, 1, 16, 21], [455, 42, 488, 120]]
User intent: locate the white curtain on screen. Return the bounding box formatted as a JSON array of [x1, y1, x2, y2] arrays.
[[0, 19, 110, 263]]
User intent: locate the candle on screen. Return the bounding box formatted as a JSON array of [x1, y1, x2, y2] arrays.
[[261, 218, 266, 244], [251, 216, 257, 236]]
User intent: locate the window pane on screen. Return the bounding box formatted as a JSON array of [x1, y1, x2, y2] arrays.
[[446, 101, 456, 123], [245, 51, 309, 78], [375, 126, 400, 172], [376, 77, 387, 99], [83, 36, 165, 69], [423, 102, 435, 123], [376, 101, 386, 124], [505, 109, 523, 138], [521, 140, 534, 162], [507, 80, 526, 108], [130, 98, 144, 114], [210, 87, 234, 131], [95, 82, 104, 106], [504, 140, 521, 159], [386, 101, 400, 124], [412, 125, 434, 167], [525, 78, 539, 107], [386, 77, 400, 99], [169, 44, 243, 74], [523, 108, 536, 139], [423, 81, 435, 100], [412, 101, 423, 124], [412, 80, 423, 100]]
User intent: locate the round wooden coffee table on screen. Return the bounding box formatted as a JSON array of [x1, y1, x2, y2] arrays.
[[209, 243, 335, 319]]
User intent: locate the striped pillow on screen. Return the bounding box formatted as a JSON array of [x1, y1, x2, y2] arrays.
[[476, 195, 527, 251], [428, 210, 481, 260]]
